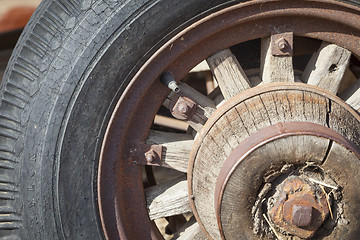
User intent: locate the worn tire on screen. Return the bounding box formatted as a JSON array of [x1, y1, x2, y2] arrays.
[[1, 0, 360, 239]]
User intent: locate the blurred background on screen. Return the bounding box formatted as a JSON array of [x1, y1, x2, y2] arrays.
[[0, 0, 41, 79]]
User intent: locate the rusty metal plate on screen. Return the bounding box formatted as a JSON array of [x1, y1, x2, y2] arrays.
[[169, 93, 197, 120], [130, 143, 163, 166], [271, 32, 293, 56]]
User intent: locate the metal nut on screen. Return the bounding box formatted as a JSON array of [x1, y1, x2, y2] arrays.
[[269, 177, 329, 239], [178, 101, 190, 115], [169, 95, 197, 120], [271, 33, 293, 56], [277, 38, 287, 51]]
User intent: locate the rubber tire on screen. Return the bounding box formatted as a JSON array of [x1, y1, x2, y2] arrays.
[[0, 0, 359, 239]]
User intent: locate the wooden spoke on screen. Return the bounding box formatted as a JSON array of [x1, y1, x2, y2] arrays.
[[147, 131, 193, 173], [145, 175, 191, 220], [163, 82, 216, 132], [206, 49, 251, 100], [190, 60, 210, 73], [340, 79, 360, 111], [154, 115, 189, 131], [172, 218, 206, 240], [302, 42, 351, 94], [260, 37, 294, 83]]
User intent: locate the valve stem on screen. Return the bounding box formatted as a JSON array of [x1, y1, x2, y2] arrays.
[[160, 72, 180, 93]]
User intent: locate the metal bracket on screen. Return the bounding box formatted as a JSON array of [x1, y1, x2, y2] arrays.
[[169, 93, 197, 120], [271, 32, 293, 56], [130, 143, 163, 166]]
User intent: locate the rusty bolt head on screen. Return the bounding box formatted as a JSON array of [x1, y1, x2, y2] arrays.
[[178, 101, 190, 115], [170, 95, 197, 120], [278, 39, 287, 50], [271, 33, 293, 56], [145, 149, 156, 163], [268, 177, 329, 239], [292, 205, 313, 227], [282, 192, 327, 229]]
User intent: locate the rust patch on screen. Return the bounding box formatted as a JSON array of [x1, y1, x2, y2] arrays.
[[130, 143, 163, 166], [169, 94, 197, 120], [269, 177, 329, 239], [271, 32, 293, 56]]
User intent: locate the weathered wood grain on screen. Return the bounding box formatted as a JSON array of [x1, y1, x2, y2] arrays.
[[145, 175, 191, 220], [220, 135, 330, 239], [191, 89, 331, 239], [207, 49, 251, 100], [190, 60, 210, 73], [340, 79, 360, 112], [147, 131, 193, 173], [154, 115, 189, 131], [303, 42, 351, 94], [327, 100, 360, 147], [337, 68, 357, 95], [321, 142, 360, 238], [260, 37, 294, 83]]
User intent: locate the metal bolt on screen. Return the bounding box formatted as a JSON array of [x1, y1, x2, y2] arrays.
[[170, 96, 197, 120], [291, 205, 313, 227], [269, 177, 330, 238], [277, 38, 287, 51], [178, 102, 190, 114], [145, 149, 156, 163]]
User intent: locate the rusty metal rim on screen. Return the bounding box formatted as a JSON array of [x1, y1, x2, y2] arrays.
[[96, 1, 360, 239], [213, 121, 360, 239]]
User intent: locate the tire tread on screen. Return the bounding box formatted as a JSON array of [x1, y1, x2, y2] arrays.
[[0, 0, 93, 238]]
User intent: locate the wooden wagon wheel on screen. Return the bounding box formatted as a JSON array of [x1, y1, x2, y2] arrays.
[[98, 1, 360, 239], [5, 0, 360, 239]]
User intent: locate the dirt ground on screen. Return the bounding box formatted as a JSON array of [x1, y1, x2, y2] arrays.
[[0, 0, 41, 79]]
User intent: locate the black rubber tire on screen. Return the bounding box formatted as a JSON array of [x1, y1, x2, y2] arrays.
[[1, 0, 360, 239]]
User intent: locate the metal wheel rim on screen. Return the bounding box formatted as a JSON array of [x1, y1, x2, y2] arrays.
[[97, 1, 360, 239]]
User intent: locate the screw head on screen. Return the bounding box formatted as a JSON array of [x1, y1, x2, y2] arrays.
[[292, 205, 313, 227]]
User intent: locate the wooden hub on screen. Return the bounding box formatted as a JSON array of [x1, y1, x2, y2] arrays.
[[215, 122, 354, 239], [188, 83, 360, 239]]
